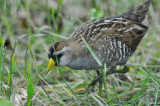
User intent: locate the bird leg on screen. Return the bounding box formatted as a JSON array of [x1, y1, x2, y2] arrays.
[[88, 66, 130, 90], [106, 66, 130, 76], [88, 71, 102, 90], [88, 70, 102, 91], [96, 70, 103, 96], [88, 75, 101, 89]]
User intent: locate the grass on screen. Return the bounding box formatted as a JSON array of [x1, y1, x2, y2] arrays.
[[0, 0, 160, 105]]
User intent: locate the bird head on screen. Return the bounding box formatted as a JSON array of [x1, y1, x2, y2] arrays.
[[47, 41, 72, 71]]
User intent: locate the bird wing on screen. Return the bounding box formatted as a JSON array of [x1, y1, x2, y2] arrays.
[[70, 17, 148, 51]]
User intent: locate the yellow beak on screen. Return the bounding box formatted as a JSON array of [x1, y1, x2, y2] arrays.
[[47, 58, 55, 71]]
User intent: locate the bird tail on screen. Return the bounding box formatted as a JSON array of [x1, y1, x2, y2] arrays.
[[119, 0, 152, 22]]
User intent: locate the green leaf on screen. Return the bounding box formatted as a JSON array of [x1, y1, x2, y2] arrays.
[[81, 36, 102, 66], [57, 0, 63, 7], [89, 8, 105, 20]]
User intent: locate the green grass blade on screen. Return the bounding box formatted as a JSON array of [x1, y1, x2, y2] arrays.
[[102, 65, 107, 89], [27, 60, 34, 106], [91, 94, 104, 106], [8, 42, 16, 100], [0, 47, 6, 95], [0, 43, 4, 93], [38, 74, 65, 104], [141, 67, 159, 86], [155, 85, 159, 106], [43, 30, 68, 39], [81, 36, 102, 66], [57, 65, 89, 105], [54, 52, 89, 104]]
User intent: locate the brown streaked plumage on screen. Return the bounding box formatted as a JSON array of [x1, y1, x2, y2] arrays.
[[47, 0, 152, 88]]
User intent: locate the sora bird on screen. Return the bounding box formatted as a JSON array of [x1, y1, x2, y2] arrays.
[[47, 0, 152, 88]]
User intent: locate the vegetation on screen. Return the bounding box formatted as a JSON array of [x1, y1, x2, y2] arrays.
[[0, 0, 160, 105]]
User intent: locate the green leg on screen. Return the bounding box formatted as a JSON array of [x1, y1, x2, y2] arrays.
[[96, 70, 103, 96], [88, 66, 130, 90], [89, 75, 102, 88], [106, 66, 129, 76], [88, 73, 102, 90]]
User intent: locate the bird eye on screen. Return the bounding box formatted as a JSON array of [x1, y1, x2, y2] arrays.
[[57, 52, 64, 57]]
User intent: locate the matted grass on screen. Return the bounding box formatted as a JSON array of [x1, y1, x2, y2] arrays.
[[0, 0, 160, 105]]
